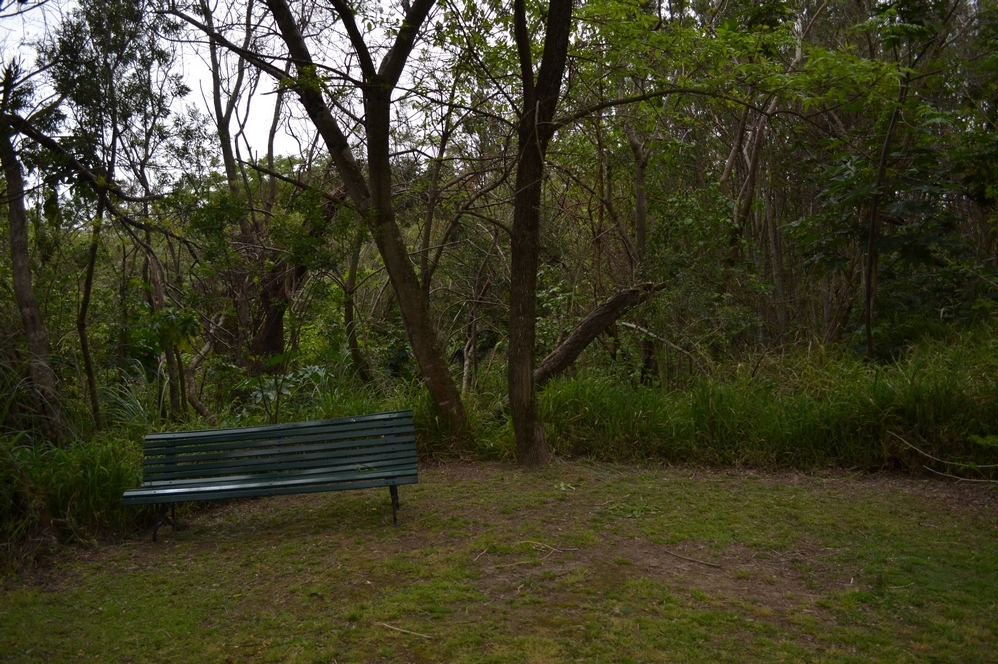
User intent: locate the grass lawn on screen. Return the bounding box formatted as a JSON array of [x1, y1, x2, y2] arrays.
[[2, 461, 996, 663]]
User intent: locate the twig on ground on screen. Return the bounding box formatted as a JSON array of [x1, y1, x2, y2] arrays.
[[661, 547, 722, 568], [495, 541, 577, 568], [495, 551, 557, 567], [381, 623, 432, 639], [515, 540, 561, 552], [495, 559, 540, 568], [474, 549, 488, 561], [924, 467, 998, 484]]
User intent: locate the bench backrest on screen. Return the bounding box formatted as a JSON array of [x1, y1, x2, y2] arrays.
[[142, 410, 416, 484]]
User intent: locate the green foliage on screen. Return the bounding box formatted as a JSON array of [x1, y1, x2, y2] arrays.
[[1, 433, 143, 567], [538, 324, 998, 471]]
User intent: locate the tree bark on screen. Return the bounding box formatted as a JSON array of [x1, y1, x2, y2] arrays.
[[186, 316, 219, 426], [344, 228, 374, 383], [0, 130, 65, 444], [864, 74, 908, 360], [251, 265, 289, 372], [533, 283, 663, 388], [509, 0, 574, 466]]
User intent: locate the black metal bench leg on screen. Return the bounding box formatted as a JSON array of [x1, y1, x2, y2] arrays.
[[152, 503, 176, 542], [389, 485, 399, 526]]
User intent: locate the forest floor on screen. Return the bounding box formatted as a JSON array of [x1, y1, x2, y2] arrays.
[[2, 461, 997, 663]]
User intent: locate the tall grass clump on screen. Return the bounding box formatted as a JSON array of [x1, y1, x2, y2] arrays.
[[1, 433, 143, 568], [538, 325, 998, 472]]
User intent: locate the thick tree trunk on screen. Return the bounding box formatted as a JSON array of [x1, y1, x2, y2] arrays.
[[366, 89, 467, 436], [0, 130, 64, 444], [509, 150, 549, 464], [251, 265, 288, 372], [508, 0, 574, 466]]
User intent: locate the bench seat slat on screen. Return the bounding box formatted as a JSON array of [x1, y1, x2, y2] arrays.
[[142, 446, 417, 481], [129, 460, 418, 493], [122, 473, 419, 505], [125, 461, 416, 492]]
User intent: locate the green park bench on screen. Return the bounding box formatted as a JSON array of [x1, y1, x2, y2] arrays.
[[122, 410, 417, 540]]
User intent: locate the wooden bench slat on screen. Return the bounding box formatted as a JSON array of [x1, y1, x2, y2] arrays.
[[142, 424, 412, 455], [145, 429, 415, 460], [142, 446, 417, 481]]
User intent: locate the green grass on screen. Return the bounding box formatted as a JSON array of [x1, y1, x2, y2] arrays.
[[2, 461, 996, 662]]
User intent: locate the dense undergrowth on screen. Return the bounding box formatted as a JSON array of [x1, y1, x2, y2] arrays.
[[3, 324, 998, 568], [538, 329, 998, 469]]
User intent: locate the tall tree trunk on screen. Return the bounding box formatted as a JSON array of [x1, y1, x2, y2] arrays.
[[624, 125, 656, 383], [864, 74, 908, 360], [344, 228, 374, 383], [0, 130, 64, 444], [624, 125, 649, 265], [146, 247, 182, 419], [77, 204, 103, 430], [509, 0, 574, 466], [764, 181, 787, 339]]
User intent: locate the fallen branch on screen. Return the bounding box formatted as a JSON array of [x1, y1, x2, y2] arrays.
[[534, 283, 665, 387], [494, 541, 577, 568], [515, 540, 562, 553]]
